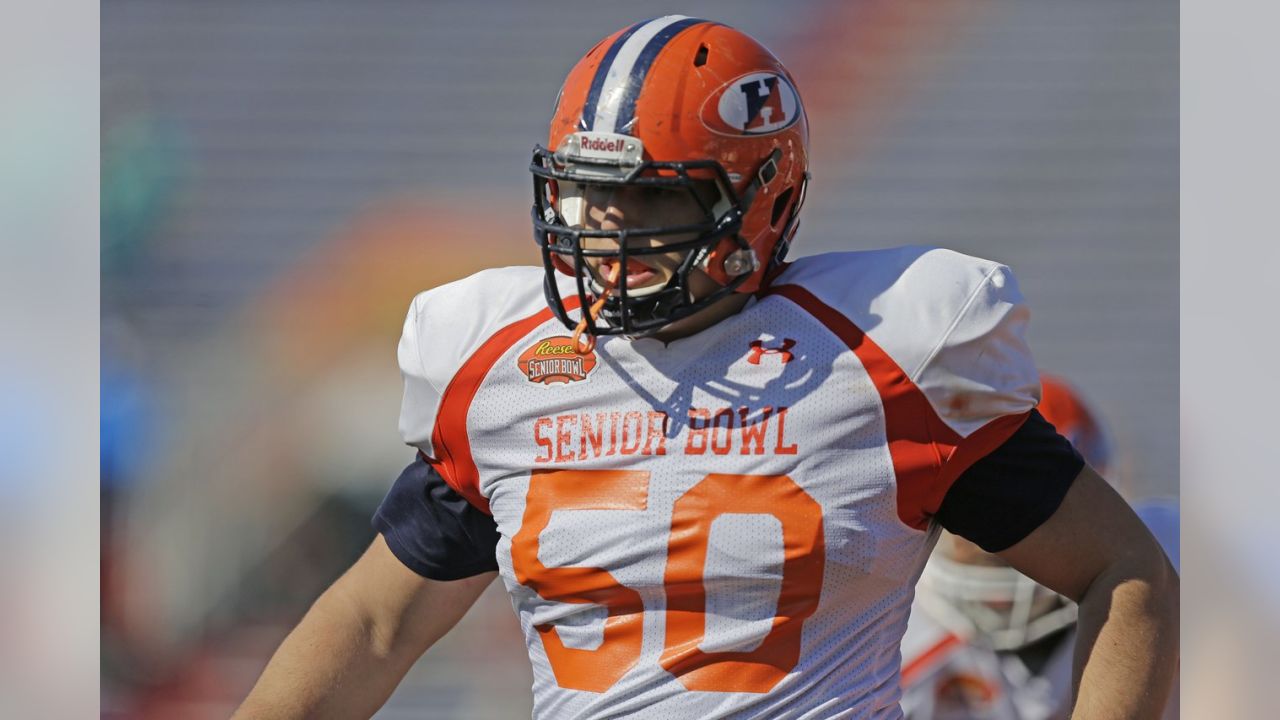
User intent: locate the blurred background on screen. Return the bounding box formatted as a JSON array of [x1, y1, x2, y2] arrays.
[[99, 1, 1182, 717]]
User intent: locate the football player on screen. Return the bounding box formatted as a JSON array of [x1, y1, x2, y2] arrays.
[[234, 17, 1177, 719], [900, 374, 1180, 719]]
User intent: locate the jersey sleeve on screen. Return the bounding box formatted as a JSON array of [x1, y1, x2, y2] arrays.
[[397, 292, 441, 457], [372, 453, 500, 580], [935, 409, 1084, 552], [397, 266, 565, 461], [769, 250, 1047, 531], [904, 263, 1043, 520], [913, 263, 1040, 440]]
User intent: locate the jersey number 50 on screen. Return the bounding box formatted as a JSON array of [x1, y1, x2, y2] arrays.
[[511, 469, 826, 694]]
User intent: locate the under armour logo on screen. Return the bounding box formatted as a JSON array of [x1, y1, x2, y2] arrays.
[[747, 338, 796, 365]]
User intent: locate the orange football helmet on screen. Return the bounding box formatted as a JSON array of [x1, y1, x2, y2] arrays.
[[531, 15, 810, 337]]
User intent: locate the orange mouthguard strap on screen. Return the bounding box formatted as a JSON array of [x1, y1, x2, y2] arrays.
[[571, 261, 622, 355]]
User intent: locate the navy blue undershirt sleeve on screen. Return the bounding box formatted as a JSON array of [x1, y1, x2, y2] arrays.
[[372, 454, 500, 581], [936, 409, 1085, 553]]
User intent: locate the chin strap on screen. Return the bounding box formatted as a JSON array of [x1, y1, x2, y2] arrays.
[[572, 261, 622, 355]]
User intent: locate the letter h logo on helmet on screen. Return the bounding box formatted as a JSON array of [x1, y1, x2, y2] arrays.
[[747, 338, 796, 365], [740, 76, 787, 130]]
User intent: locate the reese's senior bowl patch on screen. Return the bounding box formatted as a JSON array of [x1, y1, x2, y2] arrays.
[[517, 336, 597, 385]]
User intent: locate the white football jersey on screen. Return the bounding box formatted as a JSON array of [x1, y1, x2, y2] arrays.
[[396, 247, 1040, 718]]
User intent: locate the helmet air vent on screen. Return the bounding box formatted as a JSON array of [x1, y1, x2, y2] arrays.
[[694, 44, 709, 67]]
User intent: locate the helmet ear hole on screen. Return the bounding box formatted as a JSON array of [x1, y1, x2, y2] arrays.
[[770, 186, 795, 228]]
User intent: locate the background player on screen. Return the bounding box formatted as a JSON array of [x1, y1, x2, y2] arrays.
[[900, 374, 1180, 719], [234, 17, 1177, 718]]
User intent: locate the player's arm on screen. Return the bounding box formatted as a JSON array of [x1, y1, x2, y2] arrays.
[[232, 535, 494, 720], [235, 453, 502, 718], [996, 465, 1179, 720], [916, 261, 1176, 717], [235, 290, 502, 717]]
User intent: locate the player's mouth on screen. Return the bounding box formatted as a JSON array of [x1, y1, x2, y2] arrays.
[[599, 258, 660, 289]]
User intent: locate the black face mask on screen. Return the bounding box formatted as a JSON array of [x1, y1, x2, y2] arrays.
[[530, 144, 774, 339]]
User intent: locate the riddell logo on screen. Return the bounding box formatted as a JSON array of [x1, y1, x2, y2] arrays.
[[518, 336, 597, 384], [580, 135, 626, 153], [747, 338, 796, 364]]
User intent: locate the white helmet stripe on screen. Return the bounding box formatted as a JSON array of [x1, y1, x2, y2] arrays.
[[590, 15, 692, 134]]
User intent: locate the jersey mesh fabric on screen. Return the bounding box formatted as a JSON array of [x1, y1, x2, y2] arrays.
[[384, 250, 1049, 718]]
